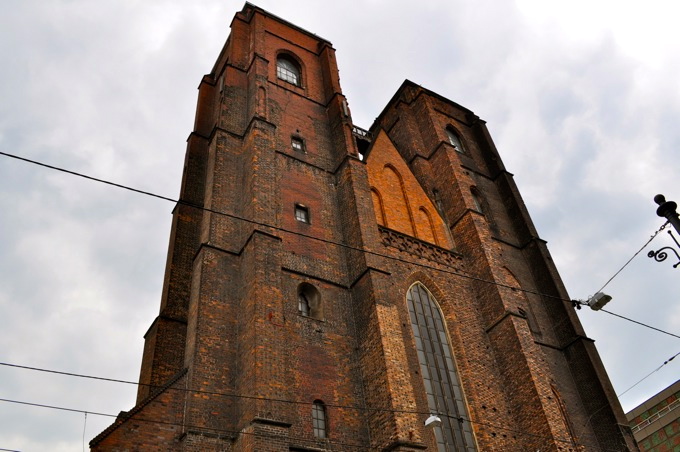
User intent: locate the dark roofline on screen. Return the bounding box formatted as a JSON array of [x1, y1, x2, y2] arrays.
[[369, 79, 478, 133], [89, 368, 189, 447], [241, 2, 332, 45], [626, 379, 680, 418], [208, 3, 333, 77]]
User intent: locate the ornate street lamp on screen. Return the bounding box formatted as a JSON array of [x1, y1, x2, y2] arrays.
[[648, 194, 680, 268]]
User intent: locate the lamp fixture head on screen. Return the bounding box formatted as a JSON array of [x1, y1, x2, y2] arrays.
[[571, 292, 612, 310], [587, 292, 612, 311], [424, 414, 442, 428]]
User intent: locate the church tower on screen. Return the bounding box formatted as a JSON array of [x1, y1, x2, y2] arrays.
[[91, 4, 637, 451]]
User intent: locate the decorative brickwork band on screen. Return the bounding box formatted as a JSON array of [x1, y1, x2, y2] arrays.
[[379, 226, 463, 268]]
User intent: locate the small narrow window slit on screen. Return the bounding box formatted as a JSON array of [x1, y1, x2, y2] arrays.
[[295, 204, 310, 223], [312, 400, 327, 438]]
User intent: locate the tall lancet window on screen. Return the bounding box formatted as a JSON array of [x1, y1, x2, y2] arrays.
[[407, 283, 476, 452]]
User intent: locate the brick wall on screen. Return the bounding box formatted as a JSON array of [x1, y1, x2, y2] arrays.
[[92, 4, 637, 451]]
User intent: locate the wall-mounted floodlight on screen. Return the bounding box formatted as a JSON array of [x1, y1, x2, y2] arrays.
[[424, 414, 442, 428], [572, 292, 612, 311]]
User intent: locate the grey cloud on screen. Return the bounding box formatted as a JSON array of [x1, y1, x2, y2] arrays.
[[2, 1, 679, 450]]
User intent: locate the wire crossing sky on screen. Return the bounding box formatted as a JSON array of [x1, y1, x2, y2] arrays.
[[2, 149, 678, 340]]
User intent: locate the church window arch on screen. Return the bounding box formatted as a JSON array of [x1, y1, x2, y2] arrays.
[[298, 283, 323, 320], [276, 53, 302, 86], [312, 400, 328, 438], [257, 86, 267, 118], [433, 188, 444, 214], [416, 206, 439, 245], [407, 283, 476, 451], [291, 135, 305, 153], [470, 187, 484, 214], [371, 187, 387, 226], [383, 164, 416, 235], [551, 384, 577, 446], [502, 267, 542, 336], [445, 127, 466, 153]]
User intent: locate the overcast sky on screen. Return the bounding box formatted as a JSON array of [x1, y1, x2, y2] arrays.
[[1, 1, 679, 451]]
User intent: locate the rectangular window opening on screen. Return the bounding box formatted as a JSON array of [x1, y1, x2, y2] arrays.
[[291, 136, 305, 153], [295, 204, 310, 223]]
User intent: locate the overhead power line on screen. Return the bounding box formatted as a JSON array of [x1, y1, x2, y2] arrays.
[[6, 348, 678, 425], [594, 221, 669, 295], [6, 352, 678, 418], [617, 350, 679, 398], [0, 394, 618, 451], [2, 150, 678, 340], [600, 309, 679, 340], [0, 151, 177, 203], [0, 397, 374, 450]]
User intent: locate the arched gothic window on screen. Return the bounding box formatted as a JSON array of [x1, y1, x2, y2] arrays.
[[407, 283, 476, 452], [312, 400, 327, 438], [298, 283, 323, 320], [551, 385, 577, 446], [299, 291, 310, 316], [445, 127, 466, 153], [276, 55, 301, 86], [470, 188, 484, 214]]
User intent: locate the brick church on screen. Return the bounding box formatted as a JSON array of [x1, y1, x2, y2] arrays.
[[91, 3, 637, 451]]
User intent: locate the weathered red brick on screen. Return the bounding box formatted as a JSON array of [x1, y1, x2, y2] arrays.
[[91, 4, 637, 452]]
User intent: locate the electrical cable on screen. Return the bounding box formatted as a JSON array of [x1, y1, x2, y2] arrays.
[[617, 350, 679, 398], [0, 151, 557, 301], [0, 360, 451, 416], [0, 359, 647, 451], [1, 151, 678, 340], [0, 397, 374, 450], [0, 359, 630, 450], [581, 349, 680, 431], [0, 151, 671, 451], [0, 149, 669, 450], [0, 360, 559, 421], [0, 394, 617, 450], [0, 360, 381, 413], [0, 358, 622, 451], [0, 151, 177, 204], [593, 221, 669, 295], [599, 309, 680, 340]]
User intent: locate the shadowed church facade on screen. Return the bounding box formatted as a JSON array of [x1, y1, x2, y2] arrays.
[[91, 4, 637, 451]]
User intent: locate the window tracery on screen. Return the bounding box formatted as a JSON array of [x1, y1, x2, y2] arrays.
[[276, 55, 301, 86], [407, 283, 476, 451]]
